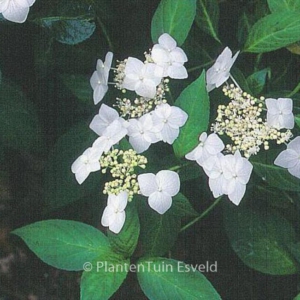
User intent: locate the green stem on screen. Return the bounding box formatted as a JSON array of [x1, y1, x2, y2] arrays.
[[168, 162, 191, 172], [180, 196, 223, 232], [286, 81, 300, 97], [188, 60, 214, 73], [96, 16, 114, 51]]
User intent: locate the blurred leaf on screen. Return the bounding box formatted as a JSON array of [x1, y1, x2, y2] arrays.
[[195, 0, 220, 43], [224, 204, 298, 275], [137, 198, 181, 256], [43, 122, 99, 212], [40, 18, 96, 45], [244, 11, 300, 53], [60, 74, 93, 103], [287, 41, 300, 55], [151, 0, 197, 46], [137, 258, 221, 300], [0, 81, 42, 153], [295, 114, 300, 128], [253, 161, 300, 192], [294, 293, 300, 300], [246, 68, 270, 95], [173, 70, 209, 157], [107, 203, 140, 258], [237, 12, 255, 45], [171, 193, 199, 217], [81, 257, 129, 300], [267, 0, 300, 12], [12, 220, 111, 271]]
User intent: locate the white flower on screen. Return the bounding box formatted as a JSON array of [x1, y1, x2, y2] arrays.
[[122, 57, 162, 98], [71, 146, 103, 184], [265, 97, 294, 129], [203, 154, 226, 198], [92, 119, 127, 153], [90, 52, 113, 104], [152, 103, 188, 144], [89, 104, 127, 136], [101, 191, 128, 234], [0, 0, 35, 23], [138, 170, 180, 214], [221, 151, 253, 205], [206, 47, 239, 92], [274, 136, 300, 179], [151, 33, 188, 79], [185, 132, 224, 166], [127, 113, 160, 153]]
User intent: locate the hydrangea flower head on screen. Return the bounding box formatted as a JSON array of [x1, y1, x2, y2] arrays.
[[151, 33, 188, 79], [71, 146, 103, 184], [274, 136, 300, 179], [0, 0, 36, 23], [101, 191, 128, 234], [185, 132, 224, 166], [90, 52, 113, 104], [265, 97, 294, 129], [122, 57, 162, 98], [138, 170, 180, 214], [206, 47, 239, 92]]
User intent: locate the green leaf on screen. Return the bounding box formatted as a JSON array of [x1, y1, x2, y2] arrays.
[[246, 68, 270, 95], [151, 0, 197, 46], [224, 204, 298, 275], [137, 258, 221, 300], [80, 258, 129, 300], [0, 82, 42, 153], [60, 74, 93, 103], [40, 18, 96, 45], [294, 293, 300, 300], [171, 193, 199, 217], [267, 0, 300, 12], [195, 0, 220, 43], [173, 70, 209, 157], [295, 114, 300, 128], [137, 199, 181, 256], [244, 11, 300, 53], [252, 161, 300, 192], [107, 203, 140, 258], [43, 122, 99, 212], [12, 220, 111, 271]]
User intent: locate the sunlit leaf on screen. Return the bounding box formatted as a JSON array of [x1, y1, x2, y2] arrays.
[[244, 11, 300, 53], [151, 0, 197, 46]]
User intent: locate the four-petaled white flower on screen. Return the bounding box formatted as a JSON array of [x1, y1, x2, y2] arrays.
[[151, 33, 188, 79], [90, 104, 127, 136], [152, 103, 188, 144], [0, 0, 36, 23], [185, 132, 224, 166], [127, 113, 160, 153], [206, 47, 239, 92], [138, 170, 180, 214], [71, 146, 103, 184], [274, 136, 300, 179], [221, 151, 253, 205], [101, 191, 128, 234], [203, 153, 226, 198], [122, 57, 162, 98], [90, 52, 113, 104], [92, 119, 127, 153], [265, 97, 294, 129]]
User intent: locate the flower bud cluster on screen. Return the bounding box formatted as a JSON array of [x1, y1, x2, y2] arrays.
[[115, 80, 169, 118], [211, 84, 292, 158], [100, 149, 147, 200]]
